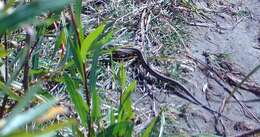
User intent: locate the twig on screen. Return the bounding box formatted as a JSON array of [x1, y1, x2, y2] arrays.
[[236, 127, 260, 137], [69, 7, 90, 105], [23, 27, 35, 92], [213, 115, 227, 136], [253, 46, 260, 50], [140, 9, 147, 48], [223, 64, 260, 111], [189, 55, 260, 122]]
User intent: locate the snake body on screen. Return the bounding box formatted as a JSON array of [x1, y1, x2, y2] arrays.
[[115, 48, 196, 102], [113, 48, 228, 118]]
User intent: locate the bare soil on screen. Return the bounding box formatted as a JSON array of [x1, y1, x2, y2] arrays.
[[178, 0, 260, 136]]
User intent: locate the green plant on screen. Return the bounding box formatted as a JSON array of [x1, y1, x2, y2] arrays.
[[0, 0, 162, 137], [0, 0, 77, 136]]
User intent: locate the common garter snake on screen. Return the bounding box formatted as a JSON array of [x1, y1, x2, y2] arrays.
[[111, 47, 229, 119]]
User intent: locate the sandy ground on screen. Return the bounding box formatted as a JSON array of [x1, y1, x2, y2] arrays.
[[190, 0, 260, 81], [179, 0, 260, 136]]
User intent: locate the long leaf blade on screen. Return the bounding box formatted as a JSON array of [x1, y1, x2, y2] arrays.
[[0, 0, 70, 33], [7, 119, 77, 137], [64, 74, 89, 127], [141, 114, 161, 137], [81, 24, 106, 61], [9, 83, 42, 118], [0, 99, 57, 136], [97, 122, 134, 137]]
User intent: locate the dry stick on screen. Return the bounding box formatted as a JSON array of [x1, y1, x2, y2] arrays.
[[211, 73, 260, 122], [213, 115, 227, 136], [28, 37, 39, 58], [68, 8, 90, 105], [201, 55, 227, 136], [23, 27, 35, 92], [236, 127, 260, 137], [211, 66, 258, 123], [211, 98, 260, 103], [23, 34, 30, 92], [140, 8, 147, 48], [190, 55, 260, 122], [222, 64, 260, 113]]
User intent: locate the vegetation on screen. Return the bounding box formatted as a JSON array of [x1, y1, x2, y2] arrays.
[[0, 0, 161, 136], [0, 0, 140, 136], [0, 0, 259, 137]]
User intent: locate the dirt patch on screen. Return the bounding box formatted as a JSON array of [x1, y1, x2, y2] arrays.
[[181, 0, 260, 136], [190, 0, 260, 80]]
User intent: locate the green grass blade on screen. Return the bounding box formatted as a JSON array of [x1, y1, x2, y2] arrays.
[[6, 119, 77, 137], [109, 109, 115, 125], [115, 65, 136, 125], [81, 24, 106, 61], [9, 83, 42, 118], [71, 0, 84, 42], [0, 44, 7, 57], [0, 81, 20, 101], [97, 122, 134, 137], [158, 112, 165, 137], [89, 46, 102, 122], [67, 33, 84, 79], [53, 28, 66, 58], [64, 74, 89, 127], [72, 0, 82, 27], [0, 0, 70, 33], [88, 24, 113, 122], [141, 114, 161, 137], [118, 64, 127, 91], [0, 99, 57, 136], [118, 81, 136, 122]]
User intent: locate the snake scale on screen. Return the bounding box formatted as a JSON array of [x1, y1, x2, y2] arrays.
[[112, 47, 229, 118]]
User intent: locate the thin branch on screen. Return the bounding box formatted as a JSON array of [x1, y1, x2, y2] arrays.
[[236, 127, 260, 137], [23, 26, 35, 92], [222, 64, 260, 112], [69, 6, 93, 137]]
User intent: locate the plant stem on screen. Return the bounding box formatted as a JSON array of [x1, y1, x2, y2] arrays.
[[23, 26, 35, 92], [23, 33, 31, 92], [69, 7, 93, 137]]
